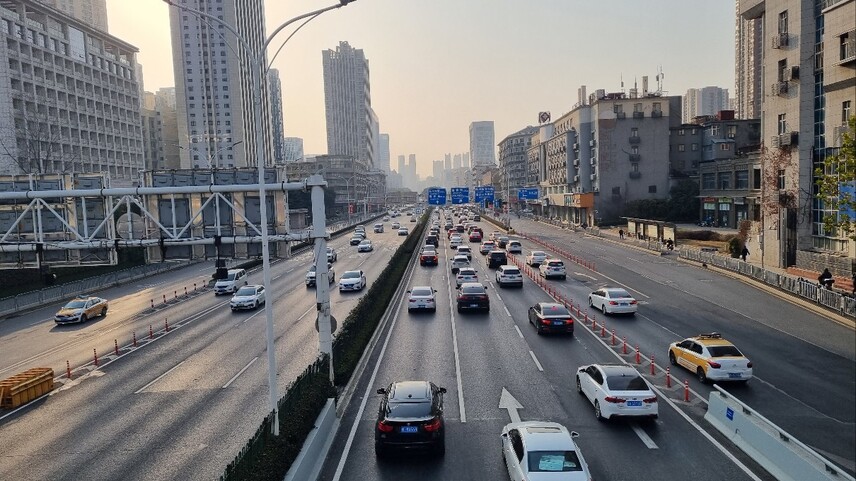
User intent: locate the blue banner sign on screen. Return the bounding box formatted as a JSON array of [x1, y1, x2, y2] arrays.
[[517, 188, 539, 200], [451, 187, 469, 204], [427, 188, 446, 205], [474, 186, 495, 203]]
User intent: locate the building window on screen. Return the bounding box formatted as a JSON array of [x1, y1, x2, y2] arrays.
[[726, 125, 737, 138], [753, 168, 762, 189], [614, 104, 623, 114], [702, 173, 716, 190], [678, 144, 685, 152], [631, 146, 639, 154], [631, 128, 639, 138], [612, 186, 621, 195], [843, 100, 852, 124], [678, 129, 685, 136], [719, 143, 730, 151], [718, 172, 731, 189], [634, 103, 642, 112], [777, 114, 787, 135], [777, 169, 785, 189], [691, 128, 697, 135], [777, 59, 787, 82], [735, 170, 749, 189], [842, 32, 854, 62], [778, 10, 788, 35], [691, 143, 698, 151]]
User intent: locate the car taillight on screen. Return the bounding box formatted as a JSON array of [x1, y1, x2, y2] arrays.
[[565, 319, 574, 325], [377, 421, 394, 432], [643, 396, 658, 403], [746, 362, 753, 368], [604, 396, 625, 403], [479, 295, 488, 301], [609, 301, 619, 305], [630, 300, 638, 305], [423, 417, 442, 432], [707, 360, 721, 369], [432, 256, 437, 261], [541, 318, 550, 325]]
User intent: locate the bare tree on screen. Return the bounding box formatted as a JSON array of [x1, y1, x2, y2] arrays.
[[0, 108, 81, 174]]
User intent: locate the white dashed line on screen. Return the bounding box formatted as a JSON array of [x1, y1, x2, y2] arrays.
[[222, 357, 258, 388], [631, 423, 659, 449], [528, 350, 544, 372], [504, 306, 511, 317], [514, 325, 523, 339], [134, 360, 185, 394]]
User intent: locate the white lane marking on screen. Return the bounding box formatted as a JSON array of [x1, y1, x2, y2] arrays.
[[631, 423, 659, 449], [528, 350, 544, 372], [627, 257, 643, 263], [449, 277, 467, 423], [514, 325, 523, 339], [297, 305, 314, 321], [134, 360, 186, 394], [332, 251, 417, 480], [222, 357, 258, 389], [574, 272, 598, 281], [241, 308, 266, 324], [495, 292, 503, 301], [504, 306, 511, 317]]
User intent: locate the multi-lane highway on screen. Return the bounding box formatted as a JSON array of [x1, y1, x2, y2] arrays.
[[0, 218, 408, 480], [319, 211, 855, 481]]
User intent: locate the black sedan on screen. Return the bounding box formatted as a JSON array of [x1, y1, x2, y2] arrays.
[[528, 302, 574, 335], [456, 282, 489, 313], [375, 381, 446, 457]]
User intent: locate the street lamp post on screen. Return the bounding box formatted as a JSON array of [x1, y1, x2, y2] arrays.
[[163, 0, 356, 436]]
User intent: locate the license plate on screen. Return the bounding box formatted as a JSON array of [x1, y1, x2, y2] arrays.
[[470, 304, 479, 307], [400, 426, 418, 433], [418, 304, 426, 307], [620, 303, 628, 306], [728, 373, 742, 379], [553, 321, 564, 326], [626, 400, 642, 407]]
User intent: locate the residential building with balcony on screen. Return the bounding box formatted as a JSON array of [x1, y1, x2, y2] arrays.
[[497, 125, 537, 208]]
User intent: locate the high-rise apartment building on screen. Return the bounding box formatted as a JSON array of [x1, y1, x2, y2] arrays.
[[453, 153, 462, 169], [734, 0, 763, 120], [168, 0, 274, 168], [323, 41, 373, 166], [469, 121, 496, 168], [38, 0, 108, 32], [682, 86, 730, 123], [140, 89, 181, 171], [462, 152, 470, 169], [738, 0, 856, 267], [498, 126, 538, 204], [378, 133, 390, 172], [407, 154, 417, 190], [268, 69, 284, 164], [397, 154, 405, 175], [368, 106, 379, 168], [0, 0, 143, 183], [156, 87, 176, 110], [282, 137, 304, 162]]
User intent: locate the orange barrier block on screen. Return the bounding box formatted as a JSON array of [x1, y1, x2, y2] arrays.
[[0, 367, 54, 409]]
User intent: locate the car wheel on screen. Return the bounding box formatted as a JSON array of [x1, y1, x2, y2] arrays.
[[669, 351, 677, 366], [561, 275, 567, 280], [576, 376, 583, 394], [594, 400, 605, 421], [588, 297, 594, 308], [697, 368, 708, 384], [80, 314, 87, 323], [602, 303, 608, 315], [101, 307, 108, 317], [535, 323, 543, 335], [407, 308, 413, 313], [253, 301, 258, 309]]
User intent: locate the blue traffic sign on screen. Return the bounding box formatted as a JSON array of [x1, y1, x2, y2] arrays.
[[451, 187, 469, 204], [517, 188, 539, 200], [427, 188, 446, 205], [474, 186, 495, 203]]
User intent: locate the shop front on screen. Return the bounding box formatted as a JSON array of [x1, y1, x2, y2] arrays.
[[702, 197, 717, 226], [717, 197, 732, 227], [565, 192, 594, 226]]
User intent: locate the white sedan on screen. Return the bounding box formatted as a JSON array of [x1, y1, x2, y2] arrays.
[[450, 255, 470, 274], [338, 270, 366, 292], [506, 240, 523, 254], [576, 364, 658, 421], [501, 421, 592, 481], [588, 287, 638, 315], [456, 267, 478, 288], [357, 239, 374, 252], [229, 285, 266, 311], [449, 235, 463, 249], [407, 286, 437, 312], [526, 250, 547, 266], [398, 227, 409, 236]]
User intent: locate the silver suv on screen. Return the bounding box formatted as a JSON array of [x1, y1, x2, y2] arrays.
[[495, 265, 523, 288]]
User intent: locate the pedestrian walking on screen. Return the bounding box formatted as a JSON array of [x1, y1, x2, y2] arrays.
[[740, 246, 749, 261], [618, 229, 624, 240]]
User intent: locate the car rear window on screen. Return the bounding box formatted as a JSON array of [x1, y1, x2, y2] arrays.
[[386, 401, 432, 418], [708, 345, 743, 357], [609, 289, 632, 298], [548, 261, 564, 267], [462, 286, 485, 294], [503, 268, 520, 275], [543, 305, 570, 316], [411, 288, 432, 296], [606, 374, 649, 391], [528, 451, 584, 472]]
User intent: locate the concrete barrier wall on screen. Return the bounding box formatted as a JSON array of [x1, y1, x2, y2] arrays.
[[283, 398, 338, 481], [705, 385, 854, 481]]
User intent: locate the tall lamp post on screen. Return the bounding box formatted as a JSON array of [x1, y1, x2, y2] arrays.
[[163, 0, 357, 436]]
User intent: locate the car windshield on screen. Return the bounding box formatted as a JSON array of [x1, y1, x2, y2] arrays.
[[226, 273, 237, 281], [235, 287, 256, 296], [528, 451, 583, 472], [386, 401, 432, 419], [342, 272, 360, 279], [360, 240, 370, 244], [462, 286, 484, 294], [708, 345, 744, 357], [606, 374, 649, 391], [65, 300, 87, 309], [608, 289, 632, 298], [411, 288, 433, 297]]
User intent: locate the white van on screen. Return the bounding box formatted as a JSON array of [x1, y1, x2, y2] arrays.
[[373, 223, 384, 233], [214, 268, 248, 295]]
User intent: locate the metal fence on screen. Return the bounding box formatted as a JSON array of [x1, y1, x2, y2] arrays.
[[680, 248, 856, 319], [0, 261, 198, 318]]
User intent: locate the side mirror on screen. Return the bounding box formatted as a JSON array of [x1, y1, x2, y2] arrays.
[[433, 289, 437, 293], [483, 284, 488, 289], [376, 388, 386, 395], [570, 431, 580, 438], [406, 290, 411, 293], [439, 387, 447, 394]]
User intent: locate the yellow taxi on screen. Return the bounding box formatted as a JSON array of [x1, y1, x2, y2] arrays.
[[668, 333, 753, 383], [54, 296, 109, 325]]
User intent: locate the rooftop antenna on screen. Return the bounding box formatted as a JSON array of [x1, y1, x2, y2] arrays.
[[620, 73, 624, 92]]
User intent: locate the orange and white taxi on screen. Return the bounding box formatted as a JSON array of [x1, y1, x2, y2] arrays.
[[668, 333, 753, 383], [55, 295, 109, 325]]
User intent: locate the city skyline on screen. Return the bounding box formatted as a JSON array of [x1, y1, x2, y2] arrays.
[[106, 0, 736, 177]]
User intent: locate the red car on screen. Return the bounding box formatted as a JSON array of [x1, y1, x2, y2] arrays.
[[420, 248, 438, 266], [469, 231, 482, 242]]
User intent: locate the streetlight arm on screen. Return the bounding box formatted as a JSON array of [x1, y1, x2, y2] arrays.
[[268, 12, 322, 71], [262, 3, 347, 60]]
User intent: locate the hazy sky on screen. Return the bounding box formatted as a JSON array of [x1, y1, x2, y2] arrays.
[[107, 0, 736, 177]]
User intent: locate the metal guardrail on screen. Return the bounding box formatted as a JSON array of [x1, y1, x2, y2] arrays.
[[0, 262, 196, 318], [679, 248, 855, 319]]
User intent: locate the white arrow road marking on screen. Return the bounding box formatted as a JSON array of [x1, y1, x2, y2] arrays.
[[499, 388, 523, 424], [631, 423, 659, 449]]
